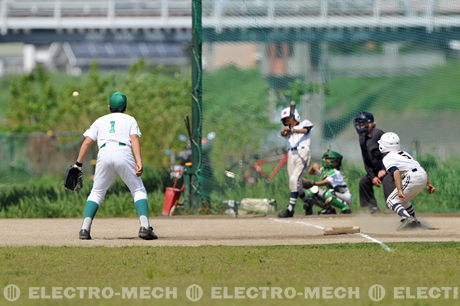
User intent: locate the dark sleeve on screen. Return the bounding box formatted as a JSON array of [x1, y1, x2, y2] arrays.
[[359, 135, 377, 178], [361, 129, 386, 178], [364, 162, 375, 178], [371, 129, 386, 172], [301, 120, 313, 134]]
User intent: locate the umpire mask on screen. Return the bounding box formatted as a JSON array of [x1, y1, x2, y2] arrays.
[[354, 112, 374, 135]]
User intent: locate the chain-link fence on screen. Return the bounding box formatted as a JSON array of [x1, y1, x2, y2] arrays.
[[0, 131, 94, 182], [195, 0, 460, 210]]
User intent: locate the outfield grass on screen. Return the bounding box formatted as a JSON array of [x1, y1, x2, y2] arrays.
[[1, 243, 459, 305]]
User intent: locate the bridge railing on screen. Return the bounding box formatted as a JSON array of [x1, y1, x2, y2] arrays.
[[2, 0, 459, 19], [2, 0, 191, 18], [203, 0, 460, 18], [0, 0, 459, 32]]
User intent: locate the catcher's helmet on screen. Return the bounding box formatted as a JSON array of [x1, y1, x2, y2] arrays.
[[322, 150, 343, 169], [378, 132, 400, 153], [280, 107, 300, 123]]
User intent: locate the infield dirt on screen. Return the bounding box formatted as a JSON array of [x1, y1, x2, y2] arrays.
[[1, 213, 459, 247]]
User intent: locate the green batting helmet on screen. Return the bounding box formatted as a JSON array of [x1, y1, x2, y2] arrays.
[[109, 91, 127, 111], [322, 150, 343, 169]]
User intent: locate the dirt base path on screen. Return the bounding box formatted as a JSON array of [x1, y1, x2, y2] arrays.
[[1, 213, 459, 247]]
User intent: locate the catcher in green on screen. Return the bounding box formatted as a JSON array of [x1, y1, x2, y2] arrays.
[[302, 150, 352, 215]]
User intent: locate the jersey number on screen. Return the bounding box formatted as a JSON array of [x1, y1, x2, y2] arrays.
[[398, 151, 411, 159], [109, 121, 116, 133]]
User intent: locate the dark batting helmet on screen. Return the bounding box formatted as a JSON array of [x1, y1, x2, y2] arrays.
[[354, 111, 374, 134]]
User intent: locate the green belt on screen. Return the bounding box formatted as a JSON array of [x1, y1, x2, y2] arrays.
[[100, 142, 126, 148]]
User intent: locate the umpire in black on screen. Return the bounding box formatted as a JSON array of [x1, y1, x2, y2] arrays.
[[354, 112, 395, 213]]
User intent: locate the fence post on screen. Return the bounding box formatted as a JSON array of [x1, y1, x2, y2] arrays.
[[185, 0, 206, 211]]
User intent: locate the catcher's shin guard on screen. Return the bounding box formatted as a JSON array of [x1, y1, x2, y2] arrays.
[[324, 191, 351, 214]]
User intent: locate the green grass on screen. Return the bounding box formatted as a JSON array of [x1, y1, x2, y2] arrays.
[[215, 156, 460, 215], [1, 243, 459, 305], [325, 61, 460, 113], [203, 66, 275, 170], [1, 156, 459, 218], [2, 63, 460, 217], [0, 167, 170, 218]]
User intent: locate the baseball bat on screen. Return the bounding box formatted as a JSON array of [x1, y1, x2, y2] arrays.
[[289, 101, 296, 119], [184, 115, 193, 147]]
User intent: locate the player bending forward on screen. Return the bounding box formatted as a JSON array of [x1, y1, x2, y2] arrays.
[[74, 91, 158, 240], [277, 107, 314, 218], [303, 150, 352, 215], [378, 132, 435, 230]]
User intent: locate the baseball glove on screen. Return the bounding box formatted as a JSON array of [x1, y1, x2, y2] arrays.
[[64, 165, 83, 191], [302, 178, 314, 189]]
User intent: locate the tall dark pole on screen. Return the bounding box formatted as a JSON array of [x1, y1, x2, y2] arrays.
[[187, 0, 203, 209]]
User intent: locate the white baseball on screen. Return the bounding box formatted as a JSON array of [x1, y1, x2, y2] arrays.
[[72, 91, 79, 97]]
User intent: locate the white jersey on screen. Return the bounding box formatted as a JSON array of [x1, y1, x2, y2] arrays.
[[316, 168, 350, 193], [287, 119, 314, 150], [382, 151, 423, 178], [83, 113, 141, 148]]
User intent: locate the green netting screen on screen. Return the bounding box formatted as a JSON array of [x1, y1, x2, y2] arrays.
[[197, 0, 460, 213], [0, 132, 94, 183]]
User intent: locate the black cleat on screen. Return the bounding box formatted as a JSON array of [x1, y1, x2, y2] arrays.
[[79, 229, 92, 240], [277, 209, 294, 218], [138, 226, 158, 240], [341, 208, 352, 214], [400, 218, 420, 226], [318, 207, 337, 215], [397, 217, 418, 231], [303, 203, 313, 215]]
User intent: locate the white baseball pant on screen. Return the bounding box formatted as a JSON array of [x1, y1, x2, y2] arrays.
[[386, 168, 427, 209], [287, 146, 311, 193], [87, 142, 148, 205]]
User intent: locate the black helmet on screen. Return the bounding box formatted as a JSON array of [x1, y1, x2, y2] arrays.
[[354, 111, 374, 124], [355, 112, 374, 123], [354, 111, 374, 134]]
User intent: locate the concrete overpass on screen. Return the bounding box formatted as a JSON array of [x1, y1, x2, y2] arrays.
[[0, 0, 459, 43], [1, 1, 459, 78]]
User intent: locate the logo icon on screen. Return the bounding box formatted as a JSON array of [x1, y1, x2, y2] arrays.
[[368, 284, 385, 302], [185, 284, 203, 302], [3, 284, 20, 302]]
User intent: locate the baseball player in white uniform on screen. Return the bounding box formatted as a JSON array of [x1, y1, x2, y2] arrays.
[[378, 132, 435, 230], [74, 91, 157, 240], [277, 107, 314, 218]]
